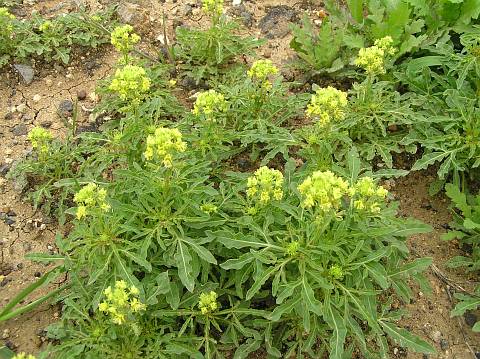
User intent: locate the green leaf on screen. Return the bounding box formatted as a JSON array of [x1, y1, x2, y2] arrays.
[[380, 322, 435, 353], [445, 183, 471, 216], [246, 265, 277, 300], [175, 241, 195, 292], [221, 253, 254, 270], [325, 305, 347, 359], [473, 321, 480, 332], [184, 238, 217, 265], [389, 258, 432, 278], [346, 0, 364, 23], [269, 297, 301, 321], [301, 279, 322, 316], [411, 152, 447, 172], [0, 346, 15, 359], [451, 294, 480, 316]]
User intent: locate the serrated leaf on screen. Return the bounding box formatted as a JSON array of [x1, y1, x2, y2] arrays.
[[381, 322, 435, 353]]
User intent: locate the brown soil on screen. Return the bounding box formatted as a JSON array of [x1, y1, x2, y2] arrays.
[[0, 0, 479, 358]]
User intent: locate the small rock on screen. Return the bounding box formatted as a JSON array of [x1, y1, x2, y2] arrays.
[[240, 11, 254, 27], [423, 355, 429, 359], [183, 4, 193, 16], [16, 103, 27, 113], [440, 339, 448, 350], [232, 0, 241, 5], [0, 277, 8, 287], [2, 329, 9, 339], [12, 123, 28, 136], [33, 94, 42, 103], [16, 263, 24, 270], [0, 163, 11, 176], [431, 330, 442, 343], [34, 271, 42, 278], [14, 64, 34, 84], [58, 100, 74, 117], [464, 311, 477, 327], [45, 78, 53, 87], [117, 3, 140, 24], [77, 90, 87, 101]]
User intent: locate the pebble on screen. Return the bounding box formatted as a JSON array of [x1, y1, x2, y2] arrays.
[[58, 100, 74, 117], [431, 330, 442, 343], [440, 339, 448, 350], [464, 311, 477, 327], [14, 64, 34, 84], [33, 94, 42, 103], [16, 103, 27, 113], [77, 90, 87, 101], [34, 271, 42, 278], [12, 123, 28, 136], [45, 78, 53, 87], [2, 329, 10, 339]]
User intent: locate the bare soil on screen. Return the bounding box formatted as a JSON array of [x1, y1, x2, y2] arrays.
[[0, 0, 479, 358]]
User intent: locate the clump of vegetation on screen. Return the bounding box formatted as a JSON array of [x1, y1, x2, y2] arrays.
[[6, 0, 480, 357], [0, 7, 116, 66]]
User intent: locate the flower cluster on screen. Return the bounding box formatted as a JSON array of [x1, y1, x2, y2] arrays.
[[298, 171, 349, 214], [202, 0, 224, 16], [144, 127, 187, 167], [98, 280, 146, 324], [200, 203, 218, 215], [28, 127, 53, 154], [192, 90, 228, 121], [354, 36, 396, 75], [109, 65, 151, 102], [286, 241, 300, 257], [329, 264, 344, 280], [198, 291, 219, 314], [350, 177, 388, 214], [306, 86, 348, 127], [111, 24, 140, 54], [12, 354, 36, 359], [39, 20, 52, 32], [247, 59, 279, 90], [0, 7, 15, 34], [73, 183, 110, 220], [246, 166, 284, 206]]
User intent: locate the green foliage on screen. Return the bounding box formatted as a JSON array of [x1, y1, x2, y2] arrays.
[[0, 8, 116, 66], [174, 13, 262, 82], [443, 183, 480, 332]]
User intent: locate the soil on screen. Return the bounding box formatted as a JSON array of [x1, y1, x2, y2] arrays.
[[0, 0, 479, 358]]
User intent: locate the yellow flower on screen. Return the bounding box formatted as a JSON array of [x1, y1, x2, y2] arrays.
[[329, 264, 344, 280], [198, 291, 219, 314], [306, 86, 348, 127], [200, 203, 218, 214], [73, 183, 110, 220], [109, 65, 151, 102], [202, 0, 223, 16], [350, 177, 388, 214], [246, 166, 284, 206], [0, 8, 15, 35], [354, 36, 396, 75], [192, 90, 228, 121], [144, 127, 187, 166], [111, 24, 141, 54], [248, 59, 279, 90], [39, 20, 52, 32], [298, 171, 349, 215], [12, 353, 36, 359], [286, 241, 300, 256], [99, 280, 145, 324], [28, 127, 53, 154]]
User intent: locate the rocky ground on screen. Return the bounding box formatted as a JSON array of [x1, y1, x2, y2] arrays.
[[0, 0, 479, 358]]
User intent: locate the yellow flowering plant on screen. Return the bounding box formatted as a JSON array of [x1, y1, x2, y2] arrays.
[[11, 354, 36, 359], [143, 127, 187, 167], [109, 65, 151, 105], [111, 24, 140, 63], [192, 89, 228, 122], [27, 127, 53, 159], [248, 59, 279, 91], [306, 86, 348, 128], [73, 182, 110, 220], [98, 280, 146, 325], [246, 166, 284, 213], [354, 36, 396, 76]]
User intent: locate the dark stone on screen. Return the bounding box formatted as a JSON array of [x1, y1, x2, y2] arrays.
[[11, 123, 28, 136], [423, 355, 429, 359], [476, 352, 480, 359], [0, 277, 8, 287], [240, 11, 254, 27], [13, 64, 34, 85], [259, 5, 298, 39], [16, 263, 24, 270], [464, 311, 478, 327], [34, 271, 42, 278], [4, 218, 15, 225], [236, 158, 251, 171], [77, 90, 87, 101], [4, 112, 13, 121], [0, 163, 11, 177], [58, 100, 74, 117], [4, 340, 16, 350], [440, 339, 448, 350], [7, 210, 16, 217]]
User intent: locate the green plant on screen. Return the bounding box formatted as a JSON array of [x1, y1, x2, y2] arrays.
[[174, 0, 261, 82], [442, 183, 480, 332], [0, 8, 116, 66]]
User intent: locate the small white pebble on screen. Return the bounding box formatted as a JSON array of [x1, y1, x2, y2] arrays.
[[33, 94, 42, 103]]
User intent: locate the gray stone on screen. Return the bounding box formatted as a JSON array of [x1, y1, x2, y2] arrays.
[[440, 339, 448, 350], [12, 124, 27, 136], [13, 64, 34, 85], [58, 100, 74, 117]]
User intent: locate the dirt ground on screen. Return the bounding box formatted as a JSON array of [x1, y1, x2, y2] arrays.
[[0, 0, 479, 358]]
